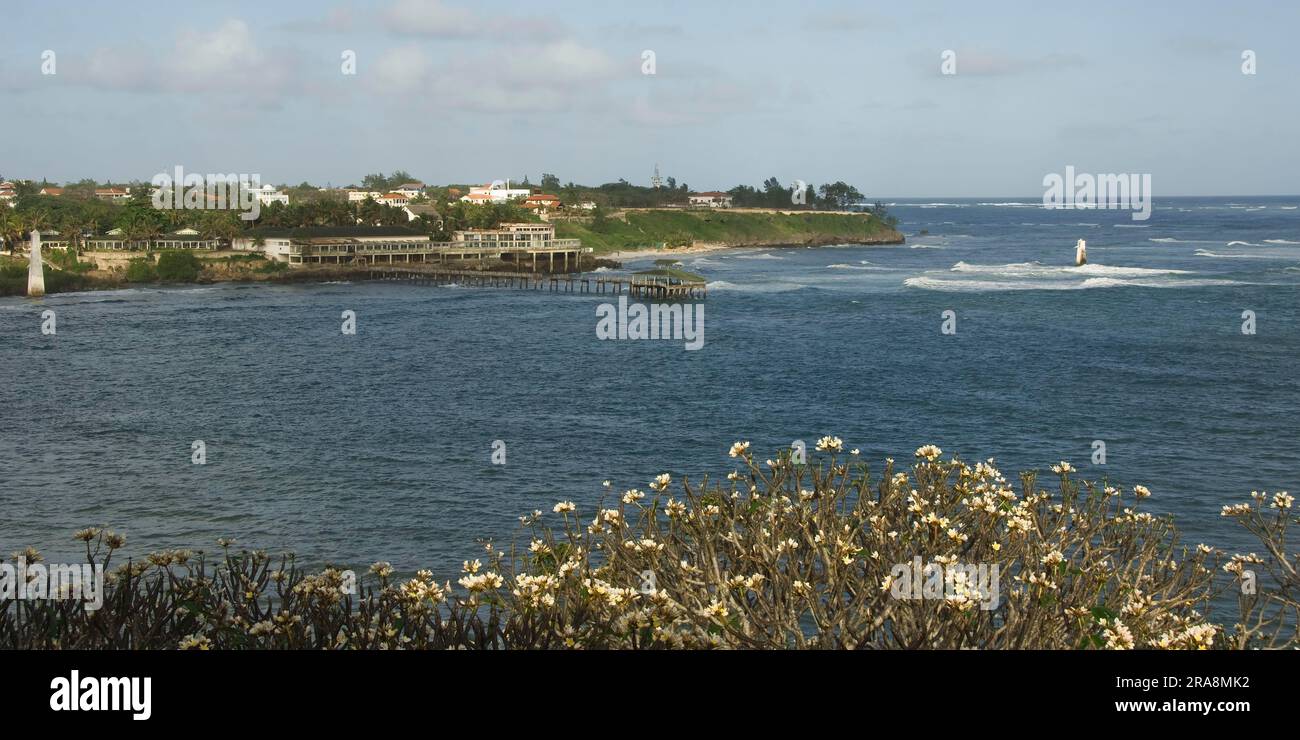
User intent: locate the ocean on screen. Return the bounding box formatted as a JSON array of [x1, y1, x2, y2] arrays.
[[1, 196, 1297, 571]]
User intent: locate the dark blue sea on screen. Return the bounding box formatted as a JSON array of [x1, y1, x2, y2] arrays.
[[2, 196, 1297, 571]]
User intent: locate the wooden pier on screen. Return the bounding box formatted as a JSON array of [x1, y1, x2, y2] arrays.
[[367, 267, 707, 300]]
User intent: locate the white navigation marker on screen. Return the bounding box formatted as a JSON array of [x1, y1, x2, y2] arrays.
[[28, 229, 45, 297], [1075, 238, 1087, 267]]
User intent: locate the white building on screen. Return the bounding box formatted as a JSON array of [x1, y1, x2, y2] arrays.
[[403, 204, 442, 226], [688, 191, 732, 208], [249, 184, 289, 207], [231, 227, 432, 263], [347, 190, 384, 203], [393, 182, 425, 199], [379, 193, 409, 207], [460, 181, 531, 204], [94, 187, 131, 202]]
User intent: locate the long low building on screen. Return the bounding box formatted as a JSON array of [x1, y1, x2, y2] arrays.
[[232, 226, 431, 262], [233, 224, 586, 269]]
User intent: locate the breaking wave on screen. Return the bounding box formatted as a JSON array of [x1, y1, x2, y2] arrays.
[[904, 275, 1245, 292], [706, 280, 804, 293], [949, 261, 1190, 278], [827, 262, 892, 271]]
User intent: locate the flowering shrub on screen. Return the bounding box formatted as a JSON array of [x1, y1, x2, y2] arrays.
[[2, 443, 1295, 649]]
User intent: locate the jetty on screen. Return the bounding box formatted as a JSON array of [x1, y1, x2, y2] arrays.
[[367, 267, 708, 300]]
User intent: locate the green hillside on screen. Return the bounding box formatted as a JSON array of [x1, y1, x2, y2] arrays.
[[554, 209, 903, 254]]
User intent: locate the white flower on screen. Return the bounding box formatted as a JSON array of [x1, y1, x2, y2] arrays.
[[915, 445, 942, 462], [622, 489, 645, 504], [553, 501, 576, 514], [1271, 491, 1294, 510], [649, 473, 671, 492], [728, 441, 751, 458], [1051, 461, 1075, 474], [1221, 503, 1251, 517], [699, 599, 729, 620], [1101, 618, 1135, 650], [458, 572, 504, 592], [1133, 485, 1151, 499], [815, 436, 843, 453]]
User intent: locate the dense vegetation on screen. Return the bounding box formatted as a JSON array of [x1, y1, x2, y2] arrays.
[[556, 209, 902, 253], [0, 258, 107, 296], [0, 171, 888, 254], [2, 443, 1294, 649]]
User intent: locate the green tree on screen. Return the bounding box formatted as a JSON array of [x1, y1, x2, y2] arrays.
[[155, 251, 202, 282], [818, 181, 865, 210], [125, 258, 157, 282]]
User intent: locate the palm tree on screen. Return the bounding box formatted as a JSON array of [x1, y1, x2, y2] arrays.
[[0, 209, 19, 254], [60, 212, 89, 253], [122, 214, 162, 249]]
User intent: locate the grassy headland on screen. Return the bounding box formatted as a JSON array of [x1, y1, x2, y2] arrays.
[[554, 208, 904, 254]]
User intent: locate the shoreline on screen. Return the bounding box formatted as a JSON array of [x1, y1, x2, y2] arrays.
[[608, 234, 906, 261], [1, 237, 905, 298]]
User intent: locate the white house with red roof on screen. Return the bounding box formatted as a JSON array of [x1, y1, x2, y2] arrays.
[[523, 193, 561, 211], [688, 191, 732, 208], [94, 187, 131, 202], [460, 180, 530, 204]]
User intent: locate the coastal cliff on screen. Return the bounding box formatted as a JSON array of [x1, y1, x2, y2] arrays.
[[554, 208, 904, 254]]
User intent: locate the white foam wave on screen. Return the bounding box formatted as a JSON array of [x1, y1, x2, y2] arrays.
[[1196, 248, 1297, 260], [1263, 239, 1300, 245], [827, 263, 891, 271], [706, 280, 803, 293], [734, 252, 784, 260], [950, 261, 1189, 278], [905, 275, 1245, 292]]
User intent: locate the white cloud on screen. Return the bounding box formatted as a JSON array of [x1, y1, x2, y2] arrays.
[[371, 45, 435, 95], [381, 0, 561, 41], [67, 20, 301, 102], [367, 40, 618, 113]]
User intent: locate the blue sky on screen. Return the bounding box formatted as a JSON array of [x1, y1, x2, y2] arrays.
[[1, 0, 1296, 195]]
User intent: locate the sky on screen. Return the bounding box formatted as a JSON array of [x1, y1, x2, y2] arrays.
[[0, 0, 1297, 196]]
